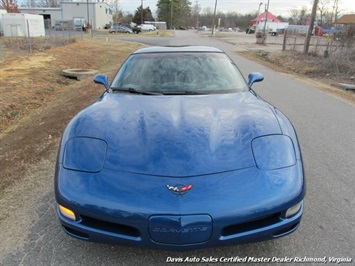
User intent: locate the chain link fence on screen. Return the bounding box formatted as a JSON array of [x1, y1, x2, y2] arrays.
[[282, 25, 349, 57], [0, 19, 87, 61], [282, 25, 355, 82]]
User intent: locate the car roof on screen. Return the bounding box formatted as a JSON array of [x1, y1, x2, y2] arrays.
[[132, 46, 224, 54]]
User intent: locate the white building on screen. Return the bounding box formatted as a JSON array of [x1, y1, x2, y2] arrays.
[[19, 0, 113, 30], [2, 13, 45, 37], [0, 9, 8, 35]]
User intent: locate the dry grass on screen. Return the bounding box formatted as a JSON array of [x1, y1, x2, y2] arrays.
[[239, 49, 355, 105], [2, 36, 76, 51], [0, 38, 143, 194], [276, 49, 354, 80], [0, 38, 142, 134]]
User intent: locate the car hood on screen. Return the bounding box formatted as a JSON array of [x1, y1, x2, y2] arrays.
[[63, 92, 281, 176]]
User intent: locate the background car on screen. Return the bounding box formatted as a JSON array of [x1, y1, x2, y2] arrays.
[[245, 27, 255, 34], [109, 25, 132, 34], [138, 24, 156, 31], [55, 46, 305, 251], [121, 24, 141, 34]]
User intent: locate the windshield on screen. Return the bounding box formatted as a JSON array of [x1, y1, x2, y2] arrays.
[[110, 52, 248, 94]]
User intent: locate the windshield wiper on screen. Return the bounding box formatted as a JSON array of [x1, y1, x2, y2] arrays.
[[111, 87, 162, 95], [161, 91, 205, 95]]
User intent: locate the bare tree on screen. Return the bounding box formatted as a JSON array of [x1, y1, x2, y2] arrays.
[[330, 0, 340, 24], [317, 0, 330, 26], [226, 11, 239, 26], [120, 12, 133, 24], [107, 0, 121, 24], [191, 1, 201, 27], [198, 7, 213, 27], [38, 0, 59, 7], [0, 0, 19, 12], [28, 0, 35, 7], [288, 7, 310, 25]]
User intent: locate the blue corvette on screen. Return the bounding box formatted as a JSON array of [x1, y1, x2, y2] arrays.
[[55, 46, 305, 250]]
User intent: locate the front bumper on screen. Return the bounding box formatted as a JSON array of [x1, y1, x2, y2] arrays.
[[57, 204, 303, 250], [55, 164, 305, 250]]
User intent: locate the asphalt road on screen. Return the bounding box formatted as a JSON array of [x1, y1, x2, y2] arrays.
[[2, 31, 354, 266]]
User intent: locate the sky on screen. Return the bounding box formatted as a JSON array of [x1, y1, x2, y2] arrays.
[[118, 0, 355, 17]]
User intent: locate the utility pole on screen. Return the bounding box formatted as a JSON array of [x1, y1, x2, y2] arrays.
[[141, 0, 143, 25], [195, 1, 199, 29], [211, 0, 218, 35], [262, 0, 269, 44], [170, 0, 173, 29], [256, 2, 263, 34], [86, 0, 90, 28], [303, 0, 318, 54]]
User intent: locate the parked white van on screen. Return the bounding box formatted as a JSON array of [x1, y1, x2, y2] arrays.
[[139, 24, 156, 31]]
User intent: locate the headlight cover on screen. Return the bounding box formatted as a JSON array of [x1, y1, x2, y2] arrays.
[[252, 135, 296, 171], [285, 201, 303, 218], [63, 137, 107, 173]]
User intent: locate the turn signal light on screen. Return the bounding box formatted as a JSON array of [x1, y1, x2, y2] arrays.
[[59, 205, 76, 221]]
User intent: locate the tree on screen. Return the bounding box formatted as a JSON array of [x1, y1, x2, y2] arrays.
[[195, 9, 255, 29], [26, 0, 35, 8], [179, 0, 191, 28], [156, 0, 191, 29], [112, 9, 133, 24], [288, 7, 310, 25], [38, 0, 59, 7], [225, 11, 240, 28], [120, 12, 134, 24], [1, 0, 20, 12], [317, 0, 331, 26], [330, 0, 340, 25], [132, 6, 154, 24], [198, 7, 213, 27], [109, 0, 120, 23], [277, 15, 286, 22], [240, 12, 257, 28], [191, 1, 201, 28]]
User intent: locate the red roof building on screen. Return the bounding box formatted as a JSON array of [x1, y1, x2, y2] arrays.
[[335, 14, 355, 25], [251, 11, 281, 24]]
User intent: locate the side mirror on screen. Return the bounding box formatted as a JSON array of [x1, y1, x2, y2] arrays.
[[93, 74, 109, 90], [247, 72, 264, 88]]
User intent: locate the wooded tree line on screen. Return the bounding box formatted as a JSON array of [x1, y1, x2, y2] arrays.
[[132, 1, 269, 29], [1, 0, 60, 11], [288, 0, 341, 26], [0, 0, 344, 28], [119, 0, 343, 29]]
